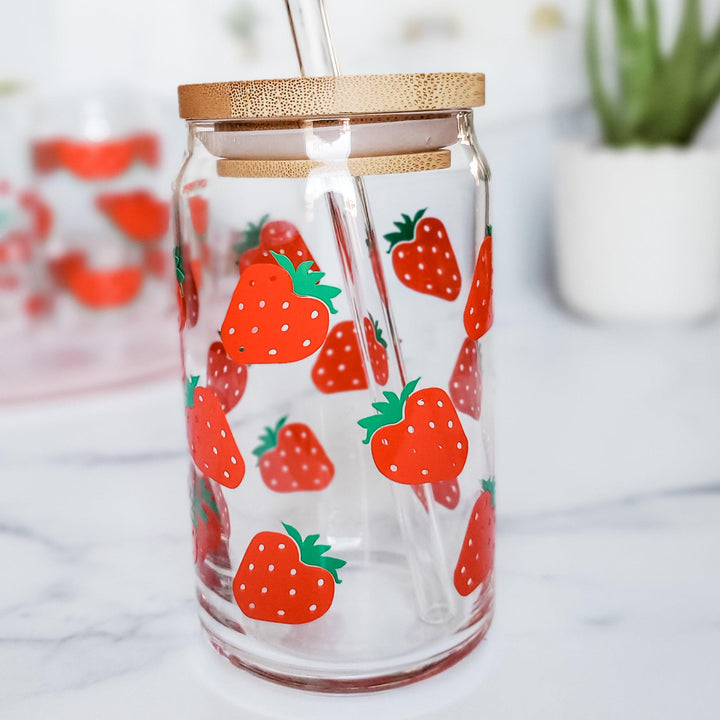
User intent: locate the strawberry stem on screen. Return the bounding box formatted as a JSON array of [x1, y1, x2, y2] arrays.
[[282, 522, 346, 584], [486, 224, 493, 238], [368, 312, 387, 349], [185, 375, 200, 408], [271, 251, 340, 314], [383, 208, 427, 253], [357, 377, 420, 444], [233, 214, 269, 257], [482, 477, 496, 508], [252, 416, 288, 458], [174, 246, 185, 296]]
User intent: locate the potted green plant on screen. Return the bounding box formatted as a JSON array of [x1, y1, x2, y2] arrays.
[[554, 0, 720, 321]]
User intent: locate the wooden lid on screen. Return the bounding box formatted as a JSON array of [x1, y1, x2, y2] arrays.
[[178, 72, 484, 120], [217, 150, 452, 178]]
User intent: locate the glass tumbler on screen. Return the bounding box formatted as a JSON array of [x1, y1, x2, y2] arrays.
[[175, 73, 494, 691]]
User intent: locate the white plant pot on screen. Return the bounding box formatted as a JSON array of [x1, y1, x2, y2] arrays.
[[553, 143, 720, 322]]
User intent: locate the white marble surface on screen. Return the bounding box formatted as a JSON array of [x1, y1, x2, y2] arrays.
[[2, 293, 720, 719]]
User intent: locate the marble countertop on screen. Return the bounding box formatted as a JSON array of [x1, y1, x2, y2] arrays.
[[2, 293, 719, 719]]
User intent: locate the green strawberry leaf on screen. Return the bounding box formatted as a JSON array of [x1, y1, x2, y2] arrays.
[[234, 214, 269, 257], [252, 416, 288, 458], [174, 246, 185, 295], [482, 477, 496, 508], [383, 208, 427, 252], [271, 252, 341, 314], [358, 377, 421, 444], [185, 375, 200, 408], [368, 312, 387, 349], [191, 479, 220, 527], [281, 522, 347, 584]]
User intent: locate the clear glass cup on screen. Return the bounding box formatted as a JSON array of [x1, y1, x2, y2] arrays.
[[175, 73, 495, 691]]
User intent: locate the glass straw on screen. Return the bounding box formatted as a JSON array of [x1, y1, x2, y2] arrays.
[[284, 0, 456, 623]]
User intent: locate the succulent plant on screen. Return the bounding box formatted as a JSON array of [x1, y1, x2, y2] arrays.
[[587, 0, 720, 146]]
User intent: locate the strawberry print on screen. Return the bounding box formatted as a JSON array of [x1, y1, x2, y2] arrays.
[[207, 341, 248, 413], [235, 215, 319, 274], [185, 376, 244, 488], [191, 475, 231, 592], [253, 417, 334, 492], [412, 478, 461, 512], [454, 478, 495, 596], [131, 133, 160, 168], [464, 228, 493, 340], [61, 257, 143, 309], [221, 251, 340, 364], [233, 523, 346, 624], [358, 378, 468, 485], [96, 190, 169, 242], [188, 196, 208, 236], [175, 246, 199, 330], [311, 314, 388, 393], [56, 138, 134, 180], [449, 338, 482, 420], [384, 208, 461, 301]]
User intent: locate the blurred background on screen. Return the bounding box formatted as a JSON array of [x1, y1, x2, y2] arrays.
[[2, 0, 720, 716]]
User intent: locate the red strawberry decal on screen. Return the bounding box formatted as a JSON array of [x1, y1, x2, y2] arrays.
[[185, 375, 244, 489], [254, 417, 334, 492], [131, 133, 160, 168], [191, 475, 231, 592], [384, 209, 461, 301], [56, 138, 135, 180], [358, 378, 468, 485], [233, 523, 346, 624], [188, 196, 208, 236], [19, 191, 53, 241], [464, 229, 493, 340], [62, 257, 143, 309], [96, 190, 169, 242], [175, 246, 199, 330], [207, 341, 248, 413], [454, 478, 495, 596], [221, 251, 340, 364], [449, 338, 482, 420], [311, 314, 388, 393], [235, 216, 319, 274], [412, 478, 461, 512]]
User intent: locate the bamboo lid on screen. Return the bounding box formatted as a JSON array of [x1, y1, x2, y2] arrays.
[[217, 150, 452, 178], [178, 72, 485, 120]]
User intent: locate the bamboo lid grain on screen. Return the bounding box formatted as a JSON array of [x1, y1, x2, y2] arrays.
[[178, 73, 485, 120]]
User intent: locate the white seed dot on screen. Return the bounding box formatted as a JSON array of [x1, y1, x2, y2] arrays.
[[282, 301, 290, 309], [390, 464, 398, 472], [407, 426, 415, 434], [239, 584, 245, 590], [277, 610, 285, 616], [457, 442, 463, 449], [404, 273, 411, 281], [269, 349, 277, 356], [281, 324, 289, 332], [212, 446, 218, 455], [259, 300, 266, 308], [248, 563, 254, 570], [289, 588, 296, 595], [429, 421, 435, 428], [258, 544, 264, 551], [268, 564, 275, 572], [290, 568, 297, 575], [317, 578, 324, 586], [309, 604, 317, 612], [251, 326, 259, 334], [238, 303, 244, 310], [437, 400, 444, 407], [448, 420, 454, 428], [421, 469, 429, 476], [311, 310, 319, 319], [302, 339, 311, 347], [228, 328, 235, 335], [261, 587, 267, 594], [278, 543, 285, 549], [223, 471, 229, 478], [417, 399, 424, 406], [249, 602, 255, 609], [231, 456, 237, 464]]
